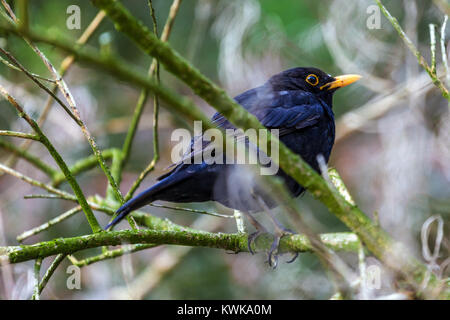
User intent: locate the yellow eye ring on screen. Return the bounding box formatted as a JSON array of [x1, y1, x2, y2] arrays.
[[305, 74, 319, 86]]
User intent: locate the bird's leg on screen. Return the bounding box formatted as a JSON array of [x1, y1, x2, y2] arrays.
[[245, 212, 268, 255], [256, 197, 298, 267]]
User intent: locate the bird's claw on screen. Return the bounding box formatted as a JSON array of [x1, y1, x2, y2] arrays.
[[247, 230, 265, 255], [247, 224, 299, 267], [267, 228, 298, 268], [267, 236, 281, 268], [286, 252, 299, 264]]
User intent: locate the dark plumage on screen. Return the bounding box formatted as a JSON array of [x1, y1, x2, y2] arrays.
[[106, 67, 360, 264]]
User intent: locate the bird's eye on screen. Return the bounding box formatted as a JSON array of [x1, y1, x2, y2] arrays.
[[305, 74, 319, 86]]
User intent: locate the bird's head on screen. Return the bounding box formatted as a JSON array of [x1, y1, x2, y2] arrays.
[[268, 67, 361, 104]]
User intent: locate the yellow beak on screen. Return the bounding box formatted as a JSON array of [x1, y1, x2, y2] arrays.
[[320, 74, 361, 91]]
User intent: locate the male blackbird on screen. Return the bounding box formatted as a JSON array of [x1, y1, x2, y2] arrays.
[[106, 67, 360, 266]]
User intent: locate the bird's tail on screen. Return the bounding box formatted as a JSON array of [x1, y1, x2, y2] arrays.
[[105, 187, 157, 230], [105, 164, 199, 230]]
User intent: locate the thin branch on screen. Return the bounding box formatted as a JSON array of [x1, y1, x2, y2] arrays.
[[0, 130, 40, 141], [0, 54, 56, 82], [1, 6, 123, 209], [375, 0, 449, 100], [0, 48, 81, 124], [106, 148, 123, 202], [441, 15, 449, 87], [149, 203, 234, 219], [16, 0, 28, 31], [0, 139, 57, 177], [124, 157, 158, 200], [36, 254, 66, 297], [430, 24, 437, 75], [4, 11, 106, 175], [17, 206, 82, 242], [0, 85, 101, 232], [0, 163, 172, 238], [0, 166, 110, 220], [7, 171, 190, 235], [357, 242, 368, 299], [336, 71, 437, 141], [0, 0, 16, 22], [31, 258, 42, 300], [72, 244, 157, 267], [0, 163, 76, 200], [51, 148, 116, 187], [0, 26, 213, 128], [121, 0, 182, 201], [18, 191, 196, 240], [24, 194, 67, 200]]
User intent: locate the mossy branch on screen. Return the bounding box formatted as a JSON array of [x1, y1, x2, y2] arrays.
[[0, 230, 359, 265]]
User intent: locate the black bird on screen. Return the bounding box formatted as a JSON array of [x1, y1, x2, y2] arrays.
[[106, 67, 360, 266]]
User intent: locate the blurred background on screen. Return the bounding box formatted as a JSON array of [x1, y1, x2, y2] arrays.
[[0, 0, 449, 299]]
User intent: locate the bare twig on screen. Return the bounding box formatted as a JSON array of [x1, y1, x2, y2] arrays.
[[375, 0, 449, 100], [122, 0, 182, 201], [430, 24, 437, 75], [72, 244, 157, 267], [149, 203, 234, 219], [336, 71, 437, 141], [0, 54, 56, 82], [0, 48, 80, 124], [0, 130, 39, 141], [3, 11, 106, 174], [0, 163, 76, 200], [441, 15, 449, 87], [36, 254, 66, 297], [17, 206, 82, 242], [31, 258, 42, 300], [0, 140, 57, 177], [1, 2, 122, 206], [0, 85, 101, 232], [23, 194, 67, 200]]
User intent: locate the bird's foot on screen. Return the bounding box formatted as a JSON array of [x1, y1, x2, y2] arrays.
[[244, 212, 268, 255], [267, 227, 297, 268], [247, 228, 268, 255]]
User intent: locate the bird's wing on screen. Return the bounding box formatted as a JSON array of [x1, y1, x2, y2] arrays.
[[212, 89, 325, 134], [158, 89, 325, 180]]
